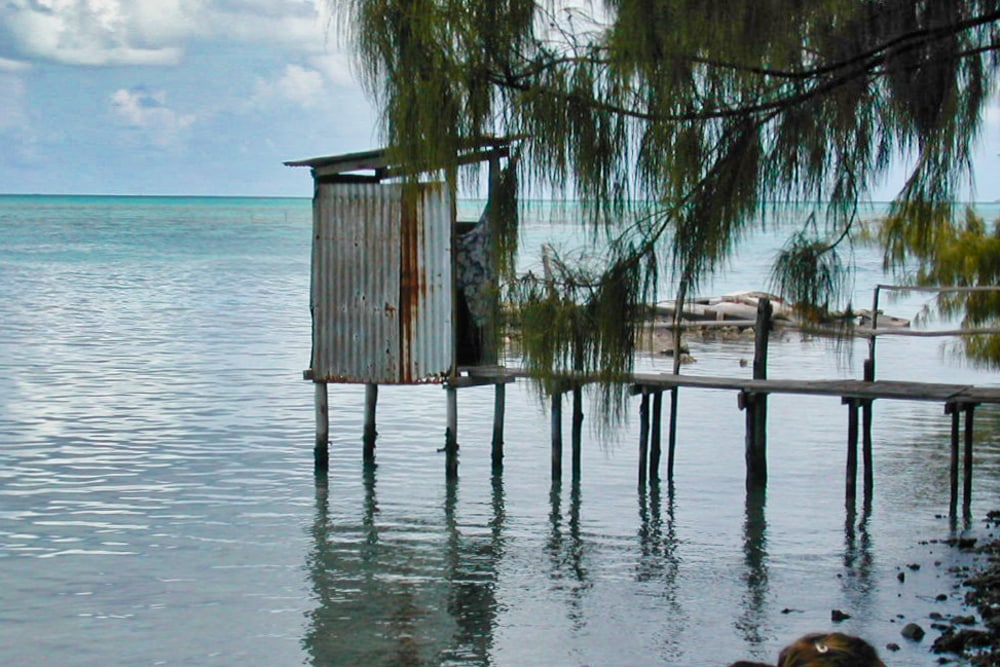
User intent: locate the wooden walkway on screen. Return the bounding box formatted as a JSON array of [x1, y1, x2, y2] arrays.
[[463, 367, 1000, 405], [453, 365, 995, 519], [313, 296, 998, 519]]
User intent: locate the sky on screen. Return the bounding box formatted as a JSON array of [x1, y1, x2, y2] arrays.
[[1, 1, 1000, 199]]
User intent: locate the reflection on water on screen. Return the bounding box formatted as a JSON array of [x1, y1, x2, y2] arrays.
[[304, 466, 508, 666], [738, 486, 769, 645]]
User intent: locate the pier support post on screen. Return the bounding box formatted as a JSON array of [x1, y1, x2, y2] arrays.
[[667, 388, 679, 480], [861, 358, 875, 504], [742, 299, 771, 490], [638, 388, 650, 485], [741, 392, 767, 488], [445, 385, 458, 479], [314, 381, 329, 471], [571, 385, 583, 480], [964, 403, 975, 515], [492, 383, 506, 470], [862, 399, 873, 504], [946, 401, 978, 517], [650, 390, 663, 482], [363, 384, 378, 464], [551, 392, 563, 481], [844, 397, 860, 510], [947, 403, 960, 516]]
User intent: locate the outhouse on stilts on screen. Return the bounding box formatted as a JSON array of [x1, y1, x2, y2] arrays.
[[285, 140, 514, 477]]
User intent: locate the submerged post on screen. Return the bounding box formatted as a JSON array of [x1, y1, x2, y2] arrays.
[[314, 381, 329, 470], [551, 392, 563, 481], [743, 298, 771, 489], [667, 388, 679, 480], [446, 385, 458, 479], [492, 383, 506, 469], [947, 402, 960, 516], [363, 384, 378, 464], [964, 403, 976, 515], [861, 358, 874, 502], [571, 384, 583, 480], [638, 388, 650, 485], [844, 397, 860, 510], [650, 390, 663, 482]]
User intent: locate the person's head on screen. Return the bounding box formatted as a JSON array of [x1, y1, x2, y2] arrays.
[[777, 633, 886, 667]]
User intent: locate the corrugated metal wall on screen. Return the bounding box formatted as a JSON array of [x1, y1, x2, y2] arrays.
[[311, 182, 454, 383]]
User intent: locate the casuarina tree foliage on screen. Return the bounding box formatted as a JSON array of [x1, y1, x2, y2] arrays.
[[337, 0, 1000, 387]]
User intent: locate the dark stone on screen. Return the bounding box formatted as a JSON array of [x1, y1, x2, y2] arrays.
[[831, 609, 851, 622], [902, 622, 926, 641], [885, 643, 901, 652]]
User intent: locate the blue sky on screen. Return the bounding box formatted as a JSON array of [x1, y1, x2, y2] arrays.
[[2, 1, 1000, 199], [0, 0, 375, 196]]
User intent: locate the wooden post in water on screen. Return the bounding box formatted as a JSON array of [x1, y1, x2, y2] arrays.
[[551, 392, 563, 481], [964, 403, 976, 515], [861, 358, 874, 502], [744, 299, 771, 488], [363, 383, 378, 464], [667, 388, 679, 480], [638, 388, 650, 485], [650, 390, 663, 482], [314, 381, 329, 470], [844, 397, 860, 510], [492, 383, 506, 469], [947, 402, 960, 516], [571, 384, 583, 479], [445, 385, 459, 479]]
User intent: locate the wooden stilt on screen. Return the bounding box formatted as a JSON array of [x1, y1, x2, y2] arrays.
[[947, 403, 960, 516], [744, 299, 771, 489], [445, 386, 458, 479], [862, 399, 873, 501], [551, 392, 563, 481], [363, 383, 378, 464], [492, 383, 506, 469], [844, 397, 860, 510], [314, 381, 329, 470], [667, 388, 679, 480], [650, 390, 663, 482], [964, 403, 975, 514], [742, 392, 766, 488], [861, 358, 875, 507], [571, 385, 583, 479], [638, 388, 650, 485]]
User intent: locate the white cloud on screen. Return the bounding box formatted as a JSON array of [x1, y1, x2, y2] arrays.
[[1, 0, 332, 67], [110, 86, 195, 146], [0, 57, 31, 72], [308, 52, 357, 88], [252, 64, 325, 109]]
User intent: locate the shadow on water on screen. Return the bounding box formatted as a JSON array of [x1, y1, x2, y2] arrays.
[[302, 464, 507, 666], [736, 485, 770, 646]]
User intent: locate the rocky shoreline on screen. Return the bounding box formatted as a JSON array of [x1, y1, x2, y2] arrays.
[[930, 511, 1000, 665]]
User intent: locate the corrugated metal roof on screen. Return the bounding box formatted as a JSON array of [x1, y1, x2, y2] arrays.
[[311, 182, 454, 384]]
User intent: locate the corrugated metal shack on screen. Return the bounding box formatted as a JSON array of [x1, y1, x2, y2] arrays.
[[286, 141, 513, 476]]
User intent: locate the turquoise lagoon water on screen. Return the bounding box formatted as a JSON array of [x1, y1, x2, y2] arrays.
[[1, 194, 999, 666]]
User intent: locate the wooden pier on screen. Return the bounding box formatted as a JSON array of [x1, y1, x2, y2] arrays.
[[310, 294, 1000, 518]]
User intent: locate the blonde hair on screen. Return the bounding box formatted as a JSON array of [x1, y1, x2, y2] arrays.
[[777, 633, 886, 667]]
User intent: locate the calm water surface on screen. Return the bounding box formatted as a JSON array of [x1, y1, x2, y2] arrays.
[[1, 195, 999, 666]]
